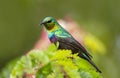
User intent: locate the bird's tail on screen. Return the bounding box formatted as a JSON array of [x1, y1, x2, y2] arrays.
[[87, 59, 102, 73]]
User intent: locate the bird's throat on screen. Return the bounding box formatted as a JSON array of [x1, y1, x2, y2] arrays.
[[47, 25, 60, 32]]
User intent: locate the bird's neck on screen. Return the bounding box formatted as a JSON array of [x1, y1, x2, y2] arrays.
[[47, 24, 61, 42], [47, 24, 61, 33]]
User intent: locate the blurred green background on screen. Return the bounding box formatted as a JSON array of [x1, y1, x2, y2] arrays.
[[0, 0, 120, 78]]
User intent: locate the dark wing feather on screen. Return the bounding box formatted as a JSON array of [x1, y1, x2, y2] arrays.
[[55, 36, 92, 60], [54, 36, 102, 73]]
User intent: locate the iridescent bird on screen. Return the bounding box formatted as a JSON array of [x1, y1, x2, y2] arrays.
[[40, 16, 102, 73]]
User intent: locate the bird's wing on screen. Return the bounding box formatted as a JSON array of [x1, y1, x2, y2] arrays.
[[54, 36, 102, 73], [55, 36, 92, 59]]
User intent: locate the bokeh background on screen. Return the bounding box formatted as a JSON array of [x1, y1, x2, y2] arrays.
[[0, 0, 120, 78]]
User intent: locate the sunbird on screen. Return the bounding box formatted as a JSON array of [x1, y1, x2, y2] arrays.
[[40, 16, 102, 73]]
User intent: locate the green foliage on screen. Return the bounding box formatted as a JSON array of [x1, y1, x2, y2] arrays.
[[84, 34, 106, 55], [0, 59, 18, 78], [9, 44, 102, 78]]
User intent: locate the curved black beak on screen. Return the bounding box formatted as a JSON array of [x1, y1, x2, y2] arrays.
[[40, 22, 44, 25], [38, 22, 44, 26], [40, 21, 46, 26]]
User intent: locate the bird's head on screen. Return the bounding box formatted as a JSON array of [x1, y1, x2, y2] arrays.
[[40, 17, 59, 31]]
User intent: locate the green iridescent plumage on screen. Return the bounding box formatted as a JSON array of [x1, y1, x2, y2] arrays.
[[40, 16, 102, 73]]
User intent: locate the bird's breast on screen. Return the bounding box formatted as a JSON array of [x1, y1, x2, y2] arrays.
[[49, 33, 57, 43]]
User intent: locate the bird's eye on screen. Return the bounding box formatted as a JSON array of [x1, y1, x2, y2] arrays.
[[47, 20, 52, 23]]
